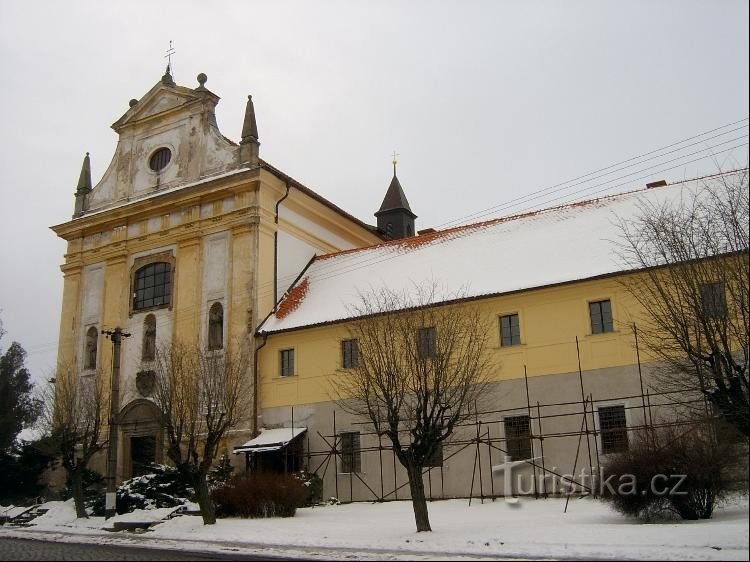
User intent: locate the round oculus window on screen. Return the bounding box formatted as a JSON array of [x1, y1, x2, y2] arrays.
[[149, 147, 172, 172]]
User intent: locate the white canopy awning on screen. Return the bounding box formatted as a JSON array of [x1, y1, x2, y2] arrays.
[[233, 427, 307, 454]]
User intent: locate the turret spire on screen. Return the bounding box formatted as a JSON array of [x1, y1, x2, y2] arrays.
[[73, 152, 92, 217], [239, 94, 260, 165]]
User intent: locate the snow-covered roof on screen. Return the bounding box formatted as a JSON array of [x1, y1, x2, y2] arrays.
[[233, 427, 307, 454], [259, 172, 744, 334]]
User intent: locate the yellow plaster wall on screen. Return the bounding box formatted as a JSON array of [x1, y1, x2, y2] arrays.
[[173, 239, 202, 344], [258, 275, 650, 409], [56, 265, 82, 369]]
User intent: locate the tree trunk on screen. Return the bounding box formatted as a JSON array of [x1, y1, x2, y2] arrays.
[[406, 462, 431, 532], [71, 469, 88, 519], [195, 474, 216, 525]]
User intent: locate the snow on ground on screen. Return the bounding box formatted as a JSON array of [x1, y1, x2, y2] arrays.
[[2, 496, 748, 560]]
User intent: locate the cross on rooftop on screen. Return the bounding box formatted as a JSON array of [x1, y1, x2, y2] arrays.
[[164, 40, 175, 70]]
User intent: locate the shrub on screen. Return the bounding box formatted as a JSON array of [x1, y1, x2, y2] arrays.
[[292, 470, 323, 506], [89, 464, 194, 516], [212, 471, 308, 518], [601, 426, 729, 521], [208, 453, 235, 489], [0, 440, 55, 504]]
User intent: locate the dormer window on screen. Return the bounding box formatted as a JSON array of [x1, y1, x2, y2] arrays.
[[149, 147, 172, 172]]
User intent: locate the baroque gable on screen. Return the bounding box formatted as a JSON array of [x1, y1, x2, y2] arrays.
[[85, 73, 240, 214]]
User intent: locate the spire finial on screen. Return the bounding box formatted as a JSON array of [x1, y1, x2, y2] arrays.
[[392, 150, 399, 176], [161, 41, 176, 86]]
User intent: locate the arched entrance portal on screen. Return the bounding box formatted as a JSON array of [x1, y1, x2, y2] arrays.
[[118, 399, 163, 480]]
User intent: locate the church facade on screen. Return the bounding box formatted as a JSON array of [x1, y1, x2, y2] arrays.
[[51, 68, 383, 482]]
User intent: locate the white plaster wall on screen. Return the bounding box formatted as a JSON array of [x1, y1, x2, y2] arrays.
[[278, 207, 357, 251], [276, 231, 317, 301], [131, 126, 184, 195], [79, 263, 105, 372], [120, 245, 176, 408], [201, 232, 229, 348]]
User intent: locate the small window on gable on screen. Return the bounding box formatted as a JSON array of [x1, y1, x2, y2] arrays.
[[85, 326, 98, 370], [149, 147, 172, 172], [500, 314, 521, 346], [589, 299, 614, 334], [133, 262, 172, 311], [142, 314, 156, 362], [340, 431, 361, 473], [342, 339, 359, 369], [208, 302, 224, 350], [700, 282, 727, 318], [504, 415, 532, 461], [280, 349, 295, 377], [599, 405, 628, 454], [417, 327, 437, 359]]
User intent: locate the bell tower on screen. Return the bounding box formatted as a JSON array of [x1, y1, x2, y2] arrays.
[[375, 155, 416, 239]]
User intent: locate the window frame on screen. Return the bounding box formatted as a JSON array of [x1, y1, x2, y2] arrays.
[[597, 403, 629, 455], [280, 348, 295, 377], [84, 326, 99, 370], [589, 298, 614, 334], [425, 441, 444, 468], [141, 314, 156, 362], [341, 338, 359, 369], [499, 313, 522, 347], [700, 282, 727, 319], [129, 252, 175, 316], [339, 431, 362, 474], [417, 326, 437, 359], [503, 414, 532, 461], [207, 301, 224, 351]]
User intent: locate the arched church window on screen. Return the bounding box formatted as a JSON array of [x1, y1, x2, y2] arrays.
[[142, 314, 156, 361], [386, 222, 393, 237], [85, 326, 98, 369], [133, 262, 172, 311], [208, 302, 224, 350]]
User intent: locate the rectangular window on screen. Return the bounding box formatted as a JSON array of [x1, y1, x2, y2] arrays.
[[500, 314, 521, 346], [340, 431, 361, 473], [342, 339, 359, 369], [280, 349, 295, 377], [504, 415, 532, 461], [425, 442, 443, 468], [700, 282, 727, 318], [599, 405, 628, 454], [589, 299, 614, 334], [417, 327, 437, 358]]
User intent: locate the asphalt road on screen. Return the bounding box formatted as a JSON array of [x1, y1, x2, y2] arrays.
[[0, 537, 304, 561]]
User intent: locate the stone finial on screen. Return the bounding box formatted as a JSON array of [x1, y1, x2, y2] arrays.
[[76, 152, 92, 195], [239, 94, 260, 165], [161, 64, 175, 87], [74, 152, 92, 217], [241, 95, 259, 142], [196, 73, 208, 90], [129, 99, 138, 108]]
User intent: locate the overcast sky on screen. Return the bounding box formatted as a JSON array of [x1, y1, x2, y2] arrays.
[[0, 0, 747, 384]]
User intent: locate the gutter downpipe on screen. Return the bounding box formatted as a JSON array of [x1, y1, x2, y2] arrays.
[[253, 332, 268, 438], [274, 182, 292, 308]]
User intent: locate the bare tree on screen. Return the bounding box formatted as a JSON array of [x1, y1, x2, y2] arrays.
[[39, 365, 108, 518], [335, 286, 492, 532], [151, 341, 250, 525], [617, 169, 749, 437]]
